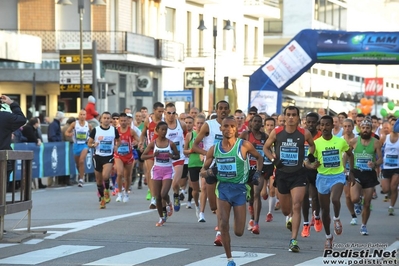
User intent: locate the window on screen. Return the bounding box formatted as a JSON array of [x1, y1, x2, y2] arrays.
[[386, 82, 389, 87], [328, 71, 333, 77], [342, 74, 347, 80], [321, 70, 326, 76], [335, 72, 340, 79], [348, 75, 354, 81], [165, 7, 175, 40], [391, 83, 394, 88], [186, 12, 191, 56], [314, 0, 347, 30], [355, 76, 360, 82], [312, 68, 318, 74]]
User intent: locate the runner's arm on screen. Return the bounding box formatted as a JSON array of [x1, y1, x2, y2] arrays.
[[192, 122, 209, 156]]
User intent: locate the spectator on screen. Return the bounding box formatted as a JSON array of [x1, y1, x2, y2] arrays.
[[85, 95, 99, 128], [12, 127, 27, 143], [245, 106, 258, 128], [47, 111, 64, 186], [0, 95, 27, 192]]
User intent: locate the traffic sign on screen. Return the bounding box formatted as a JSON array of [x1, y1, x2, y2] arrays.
[[60, 84, 92, 92], [59, 55, 92, 64], [60, 70, 93, 85], [164, 90, 193, 102]]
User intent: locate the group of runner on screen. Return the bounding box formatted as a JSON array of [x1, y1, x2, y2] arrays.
[[66, 101, 399, 266]]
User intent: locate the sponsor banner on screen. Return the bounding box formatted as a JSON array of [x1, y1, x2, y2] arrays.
[[11, 142, 94, 180], [364, 77, 383, 96]]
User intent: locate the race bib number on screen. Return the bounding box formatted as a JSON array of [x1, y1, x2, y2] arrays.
[[156, 150, 170, 163], [174, 141, 181, 153], [99, 140, 112, 154], [385, 154, 398, 167], [304, 144, 309, 157], [249, 144, 264, 168], [76, 131, 87, 143], [216, 157, 237, 178], [280, 146, 299, 166], [117, 143, 130, 155], [322, 149, 340, 168]]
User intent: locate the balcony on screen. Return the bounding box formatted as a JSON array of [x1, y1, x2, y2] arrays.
[[14, 30, 183, 62], [264, 20, 283, 34], [243, 0, 281, 19]]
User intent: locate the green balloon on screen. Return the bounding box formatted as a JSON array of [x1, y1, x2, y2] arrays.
[[357, 108, 362, 114], [395, 110, 399, 118], [388, 101, 395, 110], [380, 108, 388, 117]]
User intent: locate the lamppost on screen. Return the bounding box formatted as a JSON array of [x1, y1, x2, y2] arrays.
[[57, 0, 106, 108], [198, 19, 233, 111]]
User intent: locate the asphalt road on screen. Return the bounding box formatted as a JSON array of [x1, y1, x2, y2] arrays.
[[1, 181, 398, 266]]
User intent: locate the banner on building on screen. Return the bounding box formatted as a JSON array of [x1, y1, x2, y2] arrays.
[[364, 78, 384, 96]]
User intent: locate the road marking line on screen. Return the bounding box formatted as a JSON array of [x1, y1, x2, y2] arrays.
[[23, 239, 44, 245], [84, 247, 187, 266], [0, 244, 18, 249], [185, 251, 274, 266], [0, 245, 102, 265]]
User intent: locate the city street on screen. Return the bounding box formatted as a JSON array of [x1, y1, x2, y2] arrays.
[[1, 181, 398, 266]]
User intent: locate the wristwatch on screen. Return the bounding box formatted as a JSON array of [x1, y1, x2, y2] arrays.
[[270, 158, 275, 163]]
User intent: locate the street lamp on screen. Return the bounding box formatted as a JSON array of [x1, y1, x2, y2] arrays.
[[198, 19, 233, 111], [57, 0, 106, 109]]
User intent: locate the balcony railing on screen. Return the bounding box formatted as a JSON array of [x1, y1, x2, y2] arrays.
[[264, 21, 283, 34], [14, 30, 184, 62], [244, 0, 280, 8]]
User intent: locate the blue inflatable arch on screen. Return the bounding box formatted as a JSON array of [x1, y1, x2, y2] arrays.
[[249, 29, 399, 114]]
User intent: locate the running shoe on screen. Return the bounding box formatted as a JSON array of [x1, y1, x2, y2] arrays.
[[388, 206, 394, 216], [325, 236, 333, 250], [372, 191, 378, 199], [149, 197, 156, 209], [179, 189, 185, 201], [104, 189, 111, 204], [156, 218, 166, 227], [275, 201, 281, 210], [301, 224, 310, 238], [286, 217, 292, 232], [354, 203, 362, 216], [247, 219, 254, 231], [262, 193, 268, 200], [123, 194, 129, 203], [248, 205, 254, 217], [227, 261, 236, 266], [198, 212, 206, 222], [251, 224, 260, 235], [360, 225, 368, 235], [289, 239, 300, 252], [116, 193, 122, 202], [195, 206, 200, 219], [137, 181, 142, 189], [333, 219, 343, 235], [350, 218, 358, 225], [214, 233, 222, 246], [78, 179, 84, 187], [112, 188, 118, 196], [314, 218, 323, 232], [174, 196, 181, 212], [384, 195, 390, 202], [99, 197, 106, 209], [266, 213, 273, 222], [186, 202, 192, 209], [146, 190, 151, 200], [167, 202, 173, 217]]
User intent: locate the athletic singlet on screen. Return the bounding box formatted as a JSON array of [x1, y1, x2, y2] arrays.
[[115, 127, 133, 156], [166, 120, 185, 161], [92, 126, 118, 156], [382, 134, 399, 169], [188, 131, 203, 168], [147, 115, 164, 143], [275, 126, 305, 173], [247, 131, 270, 171], [153, 141, 173, 167], [73, 120, 89, 144], [353, 137, 376, 171], [203, 119, 223, 151], [304, 131, 322, 157], [314, 136, 349, 175], [214, 139, 249, 184]]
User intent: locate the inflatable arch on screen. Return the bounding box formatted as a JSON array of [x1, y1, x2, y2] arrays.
[[249, 29, 399, 114]]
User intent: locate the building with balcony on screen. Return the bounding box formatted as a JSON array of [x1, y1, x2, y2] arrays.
[[263, 0, 399, 115], [0, 0, 280, 117]]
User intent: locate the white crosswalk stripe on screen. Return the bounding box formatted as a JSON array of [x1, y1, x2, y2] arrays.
[[84, 247, 188, 266], [0, 245, 103, 265], [185, 251, 274, 266]]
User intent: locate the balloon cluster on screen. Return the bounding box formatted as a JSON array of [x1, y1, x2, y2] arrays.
[[357, 98, 374, 115], [380, 101, 399, 118]]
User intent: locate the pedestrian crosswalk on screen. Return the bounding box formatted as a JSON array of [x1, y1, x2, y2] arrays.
[[0, 244, 275, 265]]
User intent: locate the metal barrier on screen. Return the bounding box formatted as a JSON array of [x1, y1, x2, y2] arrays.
[[0, 150, 33, 240]]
